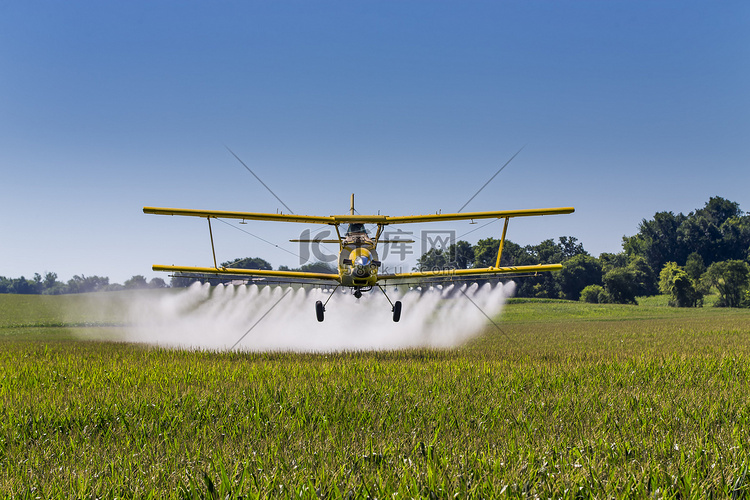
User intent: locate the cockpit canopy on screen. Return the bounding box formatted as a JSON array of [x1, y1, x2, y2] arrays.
[[346, 223, 369, 235]]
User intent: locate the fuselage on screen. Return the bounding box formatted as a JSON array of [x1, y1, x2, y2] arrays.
[[337, 226, 379, 288]]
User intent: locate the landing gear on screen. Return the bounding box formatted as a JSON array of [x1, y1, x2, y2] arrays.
[[392, 300, 402, 322], [377, 284, 402, 322], [315, 300, 325, 322], [315, 285, 341, 322], [316, 286, 402, 321]]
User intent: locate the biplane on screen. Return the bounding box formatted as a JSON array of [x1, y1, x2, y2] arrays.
[[144, 195, 574, 322]]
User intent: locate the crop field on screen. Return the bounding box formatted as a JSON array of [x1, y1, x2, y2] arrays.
[[2, 291, 750, 498]]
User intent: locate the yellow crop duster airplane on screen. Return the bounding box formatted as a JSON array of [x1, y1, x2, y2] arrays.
[[144, 195, 573, 322]]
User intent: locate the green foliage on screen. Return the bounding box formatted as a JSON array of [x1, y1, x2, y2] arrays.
[[579, 284, 605, 303], [473, 238, 529, 268], [171, 257, 275, 287], [42, 272, 58, 290], [597, 253, 658, 302], [7, 276, 39, 294], [623, 210, 686, 274], [658, 262, 703, 307], [220, 256, 273, 270], [3, 293, 750, 497], [297, 261, 337, 274], [703, 260, 750, 308], [624, 197, 750, 274], [602, 267, 638, 304], [414, 247, 451, 271], [628, 255, 658, 296], [124, 275, 149, 289], [149, 277, 167, 289], [559, 255, 603, 301], [445, 240, 474, 269], [65, 275, 110, 294], [599, 252, 628, 274], [684, 252, 706, 281], [413, 240, 475, 271], [514, 237, 587, 299]]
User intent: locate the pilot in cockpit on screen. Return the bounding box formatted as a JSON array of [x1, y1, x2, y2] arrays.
[[345, 223, 369, 236]]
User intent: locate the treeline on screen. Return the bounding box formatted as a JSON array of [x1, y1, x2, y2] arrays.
[[414, 196, 750, 307], [0, 273, 167, 295], [169, 257, 337, 287], [4, 197, 748, 306]]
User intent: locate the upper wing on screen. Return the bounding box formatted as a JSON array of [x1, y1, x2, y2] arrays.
[[153, 265, 341, 283], [143, 207, 335, 224], [144, 206, 574, 225], [377, 264, 562, 282], [382, 207, 575, 224]]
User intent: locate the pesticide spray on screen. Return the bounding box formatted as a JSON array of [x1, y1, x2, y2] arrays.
[[119, 281, 515, 352]]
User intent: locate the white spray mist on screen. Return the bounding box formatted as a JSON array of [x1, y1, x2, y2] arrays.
[[120, 281, 515, 352]]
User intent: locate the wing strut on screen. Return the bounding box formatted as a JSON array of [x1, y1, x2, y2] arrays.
[[207, 217, 218, 269], [495, 217, 510, 268]]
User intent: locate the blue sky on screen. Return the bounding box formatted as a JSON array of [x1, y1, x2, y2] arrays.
[[1, 1, 748, 284]]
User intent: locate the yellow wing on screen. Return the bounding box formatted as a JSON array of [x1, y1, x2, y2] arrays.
[[382, 207, 574, 224], [153, 265, 341, 282], [143, 207, 336, 224], [377, 264, 562, 282], [143, 206, 574, 224]]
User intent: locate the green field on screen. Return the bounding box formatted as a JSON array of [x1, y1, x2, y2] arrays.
[[2, 292, 750, 498]]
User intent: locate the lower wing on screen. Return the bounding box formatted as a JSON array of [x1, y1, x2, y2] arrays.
[[153, 265, 341, 283], [377, 264, 562, 282]]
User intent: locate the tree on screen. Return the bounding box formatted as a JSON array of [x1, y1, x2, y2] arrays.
[[473, 238, 501, 268], [298, 262, 337, 274], [168, 256, 275, 288], [124, 275, 149, 289], [171, 275, 200, 288], [659, 262, 702, 307], [559, 254, 603, 300], [558, 236, 588, 260], [603, 267, 638, 304], [580, 284, 607, 303], [598, 253, 657, 297], [43, 272, 58, 290], [628, 255, 658, 296], [66, 275, 109, 293], [684, 252, 706, 282], [9, 276, 37, 294], [703, 260, 750, 308], [623, 211, 687, 274], [445, 241, 474, 269], [414, 247, 450, 272], [149, 277, 167, 289], [624, 198, 750, 274], [719, 215, 750, 263], [599, 252, 629, 274], [220, 257, 272, 270], [698, 196, 742, 224], [516, 238, 586, 299], [677, 214, 722, 264]]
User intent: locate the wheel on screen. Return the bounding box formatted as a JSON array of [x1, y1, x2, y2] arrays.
[[392, 301, 402, 322], [315, 300, 325, 322]]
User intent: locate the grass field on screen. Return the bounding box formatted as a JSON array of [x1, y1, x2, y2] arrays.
[[2, 291, 750, 498]]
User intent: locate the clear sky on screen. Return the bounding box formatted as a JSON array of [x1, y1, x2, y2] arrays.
[[1, 1, 748, 284]]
